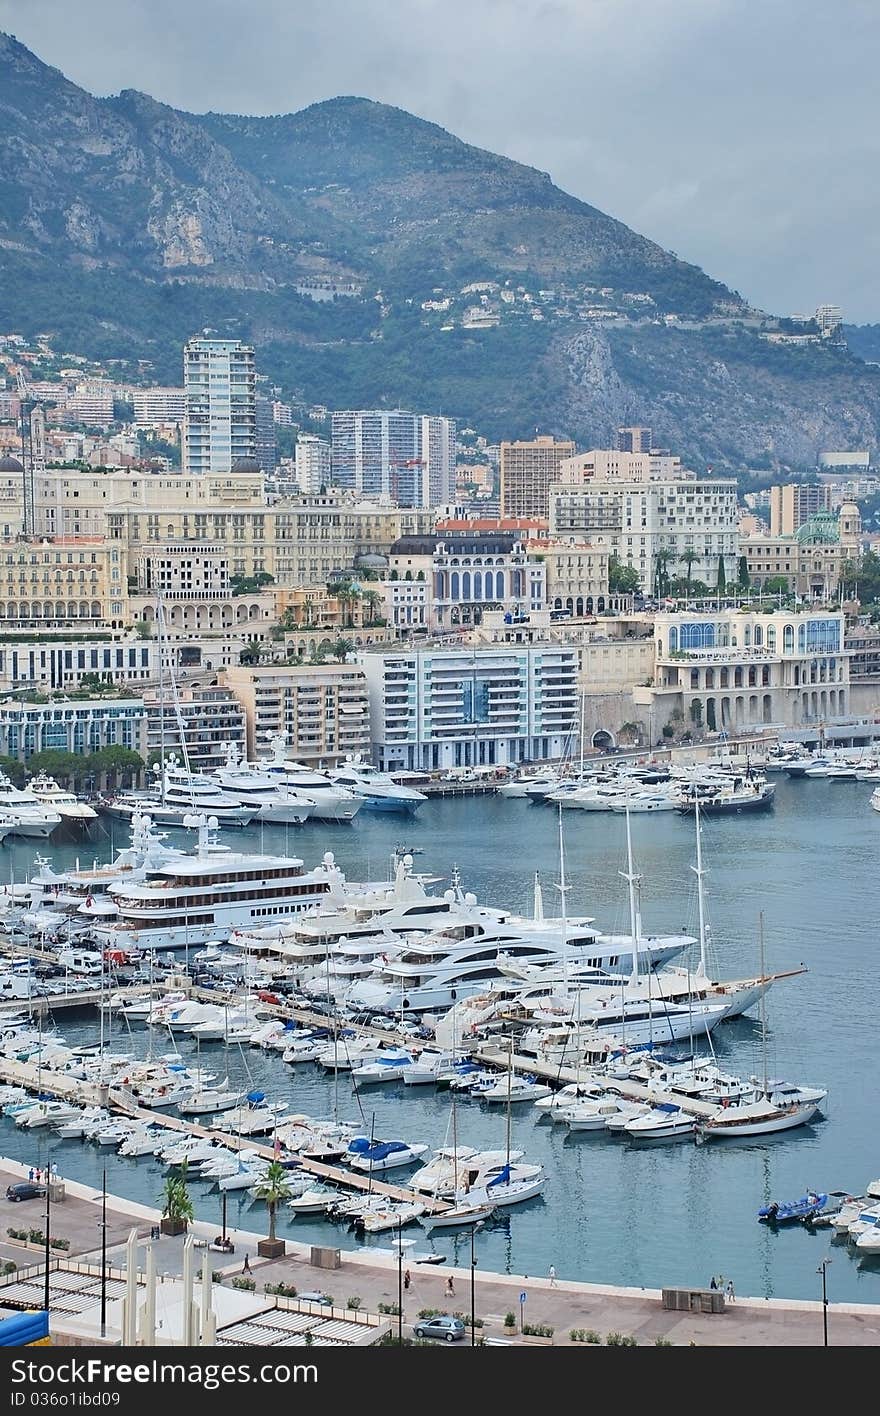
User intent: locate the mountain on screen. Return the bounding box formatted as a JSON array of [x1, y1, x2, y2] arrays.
[[1, 31, 879, 468]]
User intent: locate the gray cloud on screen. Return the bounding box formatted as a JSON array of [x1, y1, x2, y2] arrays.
[[2, 0, 877, 318]]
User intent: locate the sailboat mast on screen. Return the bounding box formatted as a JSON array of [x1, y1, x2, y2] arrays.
[[692, 794, 708, 979], [157, 594, 167, 806], [759, 912, 768, 1096], [620, 790, 639, 982], [557, 804, 569, 995], [506, 1034, 513, 1169]]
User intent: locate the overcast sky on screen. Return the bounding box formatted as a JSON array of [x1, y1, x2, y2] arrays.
[[3, 0, 877, 320]]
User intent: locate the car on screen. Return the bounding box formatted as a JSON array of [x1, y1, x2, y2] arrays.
[[296, 1291, 332, 1306], [6, 1182, 46, 1202], [412, 1314, 466, 1343]]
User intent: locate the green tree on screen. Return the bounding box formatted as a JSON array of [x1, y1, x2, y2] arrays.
[[0, 755, 27, 787], [764, 575, 790, 594], [160, 1159, 194, 1232], [362, 589, 382, 625], [333, 637, 354, 662], [716, 555, 728, 593], [737, 555, 750, 590], [88, 746, 144, 788], [239, 639, 262, 666], [608, 555, 641, 594], [681, 549, 699, 592], [252, 1160, 293, 1245], [653, 550, 674, 599], [24, 750, 80, 785]]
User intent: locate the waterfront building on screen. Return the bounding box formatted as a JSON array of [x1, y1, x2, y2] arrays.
[[183, 337, 256, 476], [358, 644, 580, 771], [331, 409, 455, 507], [221, 663, 371, 764], [499, 435, 576, 520], [144, 685, 246, 771], [633, 608, 849, 735], [0, 695, 145, 762], [550, 448, 739, 594]]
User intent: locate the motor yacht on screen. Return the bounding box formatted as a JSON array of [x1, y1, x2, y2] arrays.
[[0, 772, 62, 837], [255, 734, 362, 822], [328, 755, 427, 814], [28, 774, 98, 824], [210, 743, 316, 825]]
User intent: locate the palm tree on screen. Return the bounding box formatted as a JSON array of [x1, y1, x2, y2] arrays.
[[681, 549, 699, 593], [653, 549, 674, 599], [160, 1159, 194, 1235], [254, 1160, 293, 1255], [362, 589, 381, 626]]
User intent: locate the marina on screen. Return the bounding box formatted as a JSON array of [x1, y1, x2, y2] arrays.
[[0, 767, 877, 1305]]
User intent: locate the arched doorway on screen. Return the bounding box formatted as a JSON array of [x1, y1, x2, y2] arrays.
[[592, 729, 616, 751]]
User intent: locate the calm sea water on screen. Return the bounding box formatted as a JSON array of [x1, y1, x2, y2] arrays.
[[2, 777, 877, 1304]]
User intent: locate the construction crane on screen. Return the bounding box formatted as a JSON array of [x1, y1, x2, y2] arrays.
[[388, 456, 424, 504]]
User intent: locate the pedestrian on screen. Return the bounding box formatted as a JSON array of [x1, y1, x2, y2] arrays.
[[445, 1275, 455, 1298], [403, 1269, 411, 1291], [725, 1279, 735, 1303], [710, 1275, 718, 1290], [242, 1253, 251, 1274], [50, 1162, 58, 1179], [28, 1167, 34, 1183], [548, 1264, 557, 1287]]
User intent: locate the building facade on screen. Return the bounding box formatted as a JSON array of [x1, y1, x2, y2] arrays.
[[769, 483, 833, 535], [144, 686, 246, 771], [183, 338, 256, 476], [537, 537, 611, 615], [294, 435, 331, 494], [331, 410, 455, 507], [499, 436, 576, 520], [221, 663, 371, 764], [0, 638, 155, 694], [633, 608, 849, 735], [131, 388, 186, 426], [359, 644, 580, 770], [550, 449, 739, 593], [0, 696, 145, 762], [744, 504, 861, 597]]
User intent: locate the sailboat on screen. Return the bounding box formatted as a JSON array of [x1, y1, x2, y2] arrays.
[[699, 914, 822, 1140], [418, 1011, 497, 1231]]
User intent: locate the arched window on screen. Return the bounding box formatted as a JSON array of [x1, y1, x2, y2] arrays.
[[754, 624, 763, 646], [669, 626, 678, 653], [473, 571, 483, 600], [798, 625, 806, 652], [496, 570, 505, 599], [784, 624, 794, 652], [576, 597, 584, 617], [744, 624, 751, 646], [462, 571, 471, 599], [767, 625, 776, 651], [450, 571, 459, 599]]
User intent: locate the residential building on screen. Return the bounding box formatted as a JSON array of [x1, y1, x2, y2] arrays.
[[743, 503, 861, 598], [0, 535, 126, 631], [221, 663, 370, 764], [0, 696, 145, 762], [550, 448, 739, 593], [814, 303, 844, 340], [65, 380, 114, 427], [378, 577, 429, 635], [846, 623, 880, 680], [0, 638, 155, 694], [272, 400, 293, 426], [499, 436, 576, 520], [183, 337, 257, 475], [330, 410, 455, 507], [130, 388, 186, 426], [536, 537, 611, 615], [295, 435, 331, 494], [633, 608, 849, 737], [769, 483, 833, 535], [255, 394, 277, 475], [144, 685, 246, 771], [358, 644, 580, 771], [617, 426, 653, 453]]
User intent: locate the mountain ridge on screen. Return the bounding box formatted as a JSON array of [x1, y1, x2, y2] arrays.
[[1, 31, 878, 467]]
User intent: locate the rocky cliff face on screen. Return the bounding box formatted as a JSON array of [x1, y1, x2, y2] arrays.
[[1, 31, 878, 467]]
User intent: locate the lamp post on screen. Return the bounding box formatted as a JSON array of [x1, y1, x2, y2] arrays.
[[100, 1166, 107, 1339], [397, 1219, 403, 1346], [817, 1258, 831, 1346], [42, 1177, 51, 1312], [469, 1221, 482, 1347]]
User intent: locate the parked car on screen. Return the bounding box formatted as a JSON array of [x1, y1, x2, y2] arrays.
[[296, 1291, 332, 1306], [412, 1314, 466, 1343], [6, 1182, 46, 1202]]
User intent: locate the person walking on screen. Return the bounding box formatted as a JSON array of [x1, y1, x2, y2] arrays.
[[710, 1275, 718, 1290], [403, 1269, 411, 1291], [548, 1264, 557, 1287], [445, 1275, 455, 1299], [725, 1279, 735, 1303], [242, 1253, 251, 1275]]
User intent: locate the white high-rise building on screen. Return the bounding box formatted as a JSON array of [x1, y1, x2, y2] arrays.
[[295, 434, 331, 494], [131, 387, 186, 426], [183, 338, 257, 475], [331, 409, 455, 507]]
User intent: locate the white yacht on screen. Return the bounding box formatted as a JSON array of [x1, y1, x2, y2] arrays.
[[28, 774, 98, 824], [102, 756, 255, 829], [88, 815, 345, 951], [210, 743, 316, 825], [497, 769, 562, 799], [256, 734, 362, 822], [25, 814, 186, 925], [328, 755, 427, 815], [0, 772, 62, 837]]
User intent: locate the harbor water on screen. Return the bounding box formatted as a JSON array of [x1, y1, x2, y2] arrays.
[[1, 774, 877, 1304]]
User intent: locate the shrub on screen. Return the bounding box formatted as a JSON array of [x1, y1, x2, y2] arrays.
[[522, 1322, 554, 1338], [504, 1311, 516, 1328], [6, 1228, 27, 1242], [231, 1276, 256, 1292], [453, 1311, 483, 1328], [346, 1296, 362, 1310], [263, 1281, 297, 1298], [605, 1331, 638, 1346], [28, 1229, 44, 1245], [378, 1301, 401, 1316], [1, 1260, 17, 1275], [654, 1336, 673, 1346], [49, 1236, 70, 1251]]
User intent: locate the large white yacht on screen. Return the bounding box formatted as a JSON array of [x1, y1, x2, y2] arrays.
[[210, 744, 316, 825], [89, 815, 343, 951], [328, 755, 427, 815], [346, 878, 691, 1015], [28, 773, 98, 825], [256, 735, 362, 822], [101, 757, 255, 829], [0, 772, 62, 837]]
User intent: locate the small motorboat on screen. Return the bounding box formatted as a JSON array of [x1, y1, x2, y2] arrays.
[[346, 1138, 429, 1172], [758, 1191, 829, 1224]]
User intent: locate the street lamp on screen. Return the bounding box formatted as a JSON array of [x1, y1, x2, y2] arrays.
[[100, 1167, 107, 1339], [817, 1258, 831, 1346], [397, 1219, 404, 1346], [469, 1221, 483, 1346], [43, 1178, 51, 1312]]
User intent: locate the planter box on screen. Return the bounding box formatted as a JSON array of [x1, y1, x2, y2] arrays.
[[521, 1334, 554, 1345], [257, 1238, 286, 1259], [160, 1218, 188, 1237]]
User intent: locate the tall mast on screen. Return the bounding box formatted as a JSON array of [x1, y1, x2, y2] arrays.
[[620, 788, 640, 984], [759, 911, 768, 1097], [157, 594, 166, 807], [691, 793, 708, 979], [556, 804, 569, 995], [506, 1033, 513, 1170]]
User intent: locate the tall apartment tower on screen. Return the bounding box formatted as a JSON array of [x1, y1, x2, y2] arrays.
[[330, 410, 455, 507], [769, 483, 833, 535], [295, 434, 331, 493], [255, 394, 277, 474], [617, 426, 652, 454], [183, 337, 257, 474], [499, 435, 576, 519]]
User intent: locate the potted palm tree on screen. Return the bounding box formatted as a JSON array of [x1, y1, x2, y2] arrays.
[[160, 1160, 194, 1237], [253, 1160, 292, 1258]]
